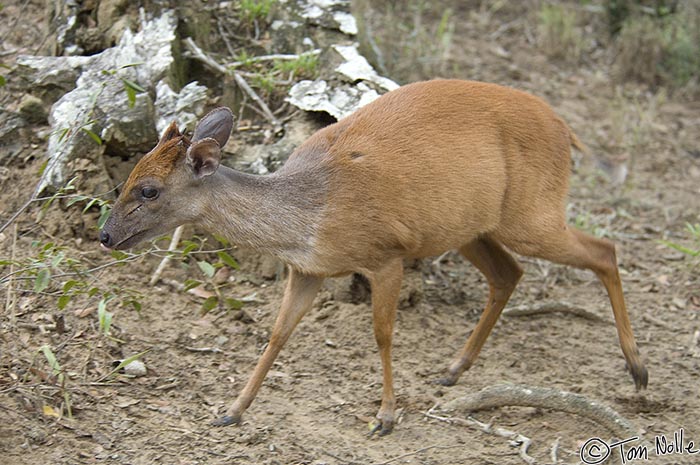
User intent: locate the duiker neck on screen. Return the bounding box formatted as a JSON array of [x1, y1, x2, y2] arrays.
[[198, 165, 324, 266]]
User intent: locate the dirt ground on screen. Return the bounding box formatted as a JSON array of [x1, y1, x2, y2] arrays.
[[1, 2, 699, 465]]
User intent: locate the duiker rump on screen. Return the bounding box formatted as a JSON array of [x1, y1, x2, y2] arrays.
[[100, 80, 647, 435]]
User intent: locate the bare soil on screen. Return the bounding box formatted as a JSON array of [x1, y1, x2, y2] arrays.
[[1, 2, 699, 465]]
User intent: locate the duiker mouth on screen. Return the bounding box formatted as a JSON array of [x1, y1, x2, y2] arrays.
[[100, 228, 152, 251]]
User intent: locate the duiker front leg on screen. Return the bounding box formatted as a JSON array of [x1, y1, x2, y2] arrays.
[[366, 259, 403, 436], [212, 269, 323, 426]]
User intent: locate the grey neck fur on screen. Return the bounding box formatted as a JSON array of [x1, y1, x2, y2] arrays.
[[197, 165, 324, 268]]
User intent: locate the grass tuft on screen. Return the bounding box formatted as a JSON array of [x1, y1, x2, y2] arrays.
[[537, 3, 583, 63], [613, 3, 700, 92]]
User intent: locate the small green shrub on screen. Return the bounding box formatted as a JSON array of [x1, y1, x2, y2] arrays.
[[273, 53, 319, 79], [661, 223, 700, 258], [538, 4, 583, 62], [613, 3, 700, 91], [239, 0, 274, 24], [354, 0, 455, 83]]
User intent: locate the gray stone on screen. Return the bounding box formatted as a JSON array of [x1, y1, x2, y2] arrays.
[[18, 94, 49, 125], [26, 10, 192, 193], [231, 116, 322, 174], [288, 79, 381, 120], [154, 81, 208, 135], [15, 55, 91, 104], [286, 41, 397, 121], [0, 111, 27, 162], [298, 0, 357, 35]]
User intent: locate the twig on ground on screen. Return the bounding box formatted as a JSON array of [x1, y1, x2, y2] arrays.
[[372, 445, 463, 465], [183, 37, 283, 133], [0, 197, 34, 235], [442, 384, 638, 438], [149, 225, 184, 286], [216, 17, 237, 57], [4, 224, 18, 321], [423, 408, 534, 464], [321, 449, 364, 465], [184, 346, 223, 353], [503, 302, 605, 322], [429, 250, 452, 285], [641, 313, 674, 330], [550, 436, 560, 464]]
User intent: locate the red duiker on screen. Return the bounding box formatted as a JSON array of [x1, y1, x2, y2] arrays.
[[100, 80, 647, 435]]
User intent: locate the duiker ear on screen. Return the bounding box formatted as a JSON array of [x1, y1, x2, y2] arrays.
[[159, 121, 181, 144], [186, 138, 221, 178], [192, 107, 234, 148]]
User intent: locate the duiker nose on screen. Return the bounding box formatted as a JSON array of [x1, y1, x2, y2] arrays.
[[99, 230, 112, 247]]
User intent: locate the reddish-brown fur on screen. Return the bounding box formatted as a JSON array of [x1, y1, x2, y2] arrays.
[[101, 80, 647, 435]]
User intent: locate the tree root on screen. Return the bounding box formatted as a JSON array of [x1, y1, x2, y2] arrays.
[[442, 384, 638, 438], [503, 302, 605, 322]]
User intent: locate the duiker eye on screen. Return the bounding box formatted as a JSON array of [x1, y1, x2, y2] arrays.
[[141, 187, 159, 199]]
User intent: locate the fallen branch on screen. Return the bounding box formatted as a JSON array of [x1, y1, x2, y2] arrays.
[[503, 302, 605, 322], [442, 384, 638, 438], [149, 225, 184, 286], [183, 37, 282, 133], [424, 409, 534, 464], [232, 73, 283, 133]]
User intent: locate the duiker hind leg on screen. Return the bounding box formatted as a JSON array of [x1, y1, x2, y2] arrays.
[[504, 225, 648, 389], [437, 237, 523, 386]]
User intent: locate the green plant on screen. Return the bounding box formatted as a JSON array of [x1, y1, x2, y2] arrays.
[[96, 350, 150, 382], [661, 223, 700, 258], [97, 297, 114, 336], [572, 212, 609, 239], [179, 235, 243, 314], [239, 0, 274, 24], [250, 72, 276, 97], [233, 50, 255, 68], [538, 4, 583, 62], [39, 345, 72, 418], [100, 63, 146, 108], [613, 4, 700, 90], [354, 0, 455, 82], [606, 0, 678, 35], [273, 52, 319, 79], [0, 178, 148, 316]]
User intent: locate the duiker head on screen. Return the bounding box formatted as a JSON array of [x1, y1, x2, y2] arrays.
[[99, 107, 234, 250]]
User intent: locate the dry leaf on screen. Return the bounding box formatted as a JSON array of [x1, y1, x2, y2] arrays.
[[116, 399, 141, 408], [74, 307, 96, 318], [188, 285, 215, 299], [213, 266, 230, 285], [43, 405, 59, 418]]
